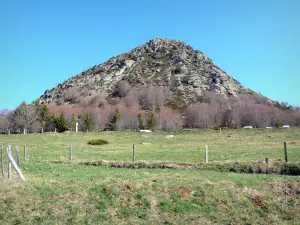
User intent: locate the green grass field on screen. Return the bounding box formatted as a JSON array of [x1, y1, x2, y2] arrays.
[[0, 129, 300, 224]]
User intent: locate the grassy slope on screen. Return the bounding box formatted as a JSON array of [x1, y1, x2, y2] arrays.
[[0, 129, 300, 224]]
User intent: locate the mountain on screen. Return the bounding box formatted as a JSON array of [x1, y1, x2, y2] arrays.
[[38, 38, 258, 106]]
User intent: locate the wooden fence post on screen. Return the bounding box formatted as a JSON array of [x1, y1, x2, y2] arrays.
[[133, 144, 135, 162], [1, 145, 4, 179], [284, 142, 288, 162], [16, 146, 20, 169], [7, 145, 11, 179], [70, 145, 72, 160], [205, 145, 208, 163], [7, 148, 26, 181], [24, 145, 27, 160]]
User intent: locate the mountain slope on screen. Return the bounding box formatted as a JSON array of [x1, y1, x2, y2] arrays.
[[38, 38, 254, 105]]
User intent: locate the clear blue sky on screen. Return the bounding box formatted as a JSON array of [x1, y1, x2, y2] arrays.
[[1, 0, 299, 110]]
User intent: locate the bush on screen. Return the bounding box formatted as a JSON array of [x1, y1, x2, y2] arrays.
[[87, 139, 109, 145]]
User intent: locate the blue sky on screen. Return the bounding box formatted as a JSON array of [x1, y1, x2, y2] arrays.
[[1, 0, 299, 110]]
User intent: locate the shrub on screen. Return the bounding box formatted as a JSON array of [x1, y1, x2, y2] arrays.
[[87, 139, 109, 145], [55, 113, 69, 133]]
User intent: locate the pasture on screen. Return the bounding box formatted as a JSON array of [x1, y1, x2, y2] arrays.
[[0, 128, 300, 224]]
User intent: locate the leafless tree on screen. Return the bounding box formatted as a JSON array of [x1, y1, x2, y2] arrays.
[[8, 102, 38, 134], [157, 108, 182, 131], [89, 93, 107, 108], [77, 97, 89, 108], [0, 114, 10, 134], [184, 103, 215, 128], [138, 85, 167, 110], [122, 90, 139, 108], [117, 80, 131, 97], [0, 108, 10, 115], [90, 112, 106, 131], [63, 88, 80, 102]]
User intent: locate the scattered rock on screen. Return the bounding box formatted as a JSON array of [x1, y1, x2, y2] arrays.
[[165, 135, 174, 139]]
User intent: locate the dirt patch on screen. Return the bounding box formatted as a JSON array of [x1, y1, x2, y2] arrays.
[[241, 187, 261, 196], [48, 194, 56, 200], [175, 187, 190, 201], [150, 195, 158, 217], [283, 183, 300, 196], [251, 194, 265, 209], [104, 186, 110, 194], [220, 203, 228, 213]]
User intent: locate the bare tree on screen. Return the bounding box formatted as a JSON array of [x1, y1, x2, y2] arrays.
[[0, 108, 10, 115], [117, 80, 131, 97], [138, 85, 167, 110], [9, 102, 38, 134], [122, 90, 139, 108], [89, 93, 107, 108], [0, 114, 10, 134], [184, 103, 215, 128], [157, 107, 182, 131], [63, 88, 80, 103]]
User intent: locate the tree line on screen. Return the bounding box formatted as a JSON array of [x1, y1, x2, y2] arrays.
[[1, 86, 299, 134]]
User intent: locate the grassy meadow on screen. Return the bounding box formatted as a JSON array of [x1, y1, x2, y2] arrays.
[[0, 128, 300, 224]]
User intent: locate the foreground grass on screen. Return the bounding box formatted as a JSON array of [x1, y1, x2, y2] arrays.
[[0, 129, 299, 224], [1, 164, 300, 224]]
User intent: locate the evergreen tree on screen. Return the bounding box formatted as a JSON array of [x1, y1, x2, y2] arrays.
[[55, 113, 69, 133], [146, 111, 156, 130], [137, 112, 145, 130], [70, 114, 76, 131], [36, 105, 56, 130], [82, 114, 93, 132], [105, 108, 121, 131]]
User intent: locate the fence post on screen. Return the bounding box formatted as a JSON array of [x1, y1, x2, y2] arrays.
[[16, 146, 20, 169], [205, 145, 208, 163], [70, 145, 72, 160], [24, 145, 27, 160], [6, 148, 26, 181], [7, 145, 11, 179], [1, 145, 4, 179], [133, 144, 135, 162], [284, 142, 288, 162]]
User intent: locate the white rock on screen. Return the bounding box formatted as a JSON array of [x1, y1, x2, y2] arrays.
[[165, 135, 174, 139], [140, 130, 152, 133]]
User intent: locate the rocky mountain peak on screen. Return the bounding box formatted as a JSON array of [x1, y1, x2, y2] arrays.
[[38, 38, 252, 106]]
